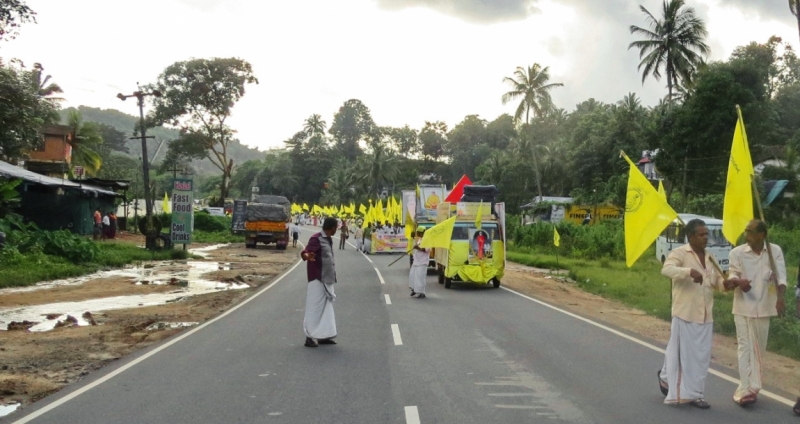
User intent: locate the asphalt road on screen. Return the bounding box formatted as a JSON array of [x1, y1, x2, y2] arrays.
[[6, 227, 797, 423]]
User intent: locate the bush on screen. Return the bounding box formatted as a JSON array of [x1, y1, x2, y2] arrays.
[[509, 219, 625, 261], [194, 213, 231, 232]]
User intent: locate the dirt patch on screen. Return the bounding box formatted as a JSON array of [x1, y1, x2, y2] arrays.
[[502, 263, 800, 398], [0, 241, 298, 408]]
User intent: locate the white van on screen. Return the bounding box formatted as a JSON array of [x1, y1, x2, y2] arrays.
[[656, 213, 732, 271]]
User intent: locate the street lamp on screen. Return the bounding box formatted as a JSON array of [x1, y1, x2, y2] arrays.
[[117, 87, 162, 248]]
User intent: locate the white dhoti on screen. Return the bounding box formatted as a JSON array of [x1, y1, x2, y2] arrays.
[[356, 238, 363, 251], [660, 317, 713, 403], [363, 239, 371, 254], [733, 315, 770, 402], [409, 264, 427, 295], [303, 279, 337, 340]]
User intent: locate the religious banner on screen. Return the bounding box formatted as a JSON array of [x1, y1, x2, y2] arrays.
[[456, 202, 491, 220], [370, 233, 409, 253], [417, 186, 445, 220], [170, 179, 194, 244]]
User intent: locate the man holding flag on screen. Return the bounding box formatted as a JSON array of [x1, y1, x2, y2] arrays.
[[409, 226, 430, 299]]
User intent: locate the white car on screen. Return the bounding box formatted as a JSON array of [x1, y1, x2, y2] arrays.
[[202, 207, 226, 217]]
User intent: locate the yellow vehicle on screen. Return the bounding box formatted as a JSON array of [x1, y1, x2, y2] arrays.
[[434, 201, 506, 289]]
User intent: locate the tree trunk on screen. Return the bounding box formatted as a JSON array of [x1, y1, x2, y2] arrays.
[[219, 158, 233, 202]]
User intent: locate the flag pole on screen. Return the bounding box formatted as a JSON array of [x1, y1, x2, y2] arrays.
[[750, 177, 778, 279]]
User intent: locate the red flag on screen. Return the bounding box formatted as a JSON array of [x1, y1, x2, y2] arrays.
[[444, 174, 472, 203]]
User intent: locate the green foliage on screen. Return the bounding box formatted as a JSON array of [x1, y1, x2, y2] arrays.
[[0, 0, 36, 42], [510, 220, 625, 261], [193, 230, 242, 243], [329, 99, 375, 161], [0, 177, 21, 219], [193, 212, 231, 232], [685, 194, 724, 217]]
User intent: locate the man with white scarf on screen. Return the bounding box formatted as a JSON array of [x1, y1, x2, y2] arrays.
[[658, 218, 727, 409], [300, 217, 339, 348], [724, 219, 787, 407], [409, 226, 430, 299]]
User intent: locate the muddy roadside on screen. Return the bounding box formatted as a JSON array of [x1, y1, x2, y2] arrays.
[[1, 246, 798, 414], [0, 239, 299, 411]]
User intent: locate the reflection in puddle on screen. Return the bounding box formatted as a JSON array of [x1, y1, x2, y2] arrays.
[[0, 403, 20, 418], [0, 254, 249, 331]]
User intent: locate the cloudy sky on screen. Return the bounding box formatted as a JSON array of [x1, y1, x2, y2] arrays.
[[3, 0, 798, 151]]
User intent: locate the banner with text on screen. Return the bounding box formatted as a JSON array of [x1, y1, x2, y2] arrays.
[[370, 233, 409, 253], [170, 179, 194, 244]]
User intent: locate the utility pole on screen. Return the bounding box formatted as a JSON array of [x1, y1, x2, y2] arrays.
[[681, 156, 688, 212], [117, 86, 162, 248]]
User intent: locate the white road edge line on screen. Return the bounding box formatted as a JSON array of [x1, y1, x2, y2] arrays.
[[404, 405, 421, 424], [12, 244, 308, 424], [374, 267, 386, 285], [391, 324, 403, 346], [500, 286, 794, 407], [385, 294, 392, 305]]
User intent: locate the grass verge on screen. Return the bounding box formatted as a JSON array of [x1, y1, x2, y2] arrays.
[[192, 231, 244, 244], [508, 247, 800, 361]]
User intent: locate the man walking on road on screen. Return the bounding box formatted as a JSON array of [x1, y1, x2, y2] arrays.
[[338, 219, 349, 250], [658, 219, 726, 409], [409, 226, 430, 299], [289, 222, 300, 248], [724, 219, 787, 407], [300, 217, 339, 348], [354, 225, 363, 252]]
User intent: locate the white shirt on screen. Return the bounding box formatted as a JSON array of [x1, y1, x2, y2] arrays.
[[728, 242, 787, 318], [661, 244, 725, 324], [102, 216, 110, 226], [411, 238, 430, 266]]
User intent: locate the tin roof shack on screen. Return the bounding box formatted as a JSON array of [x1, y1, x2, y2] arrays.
[[0, 160, 120, 235]]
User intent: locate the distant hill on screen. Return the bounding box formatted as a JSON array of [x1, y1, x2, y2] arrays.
[[60, 106, 267, 176]]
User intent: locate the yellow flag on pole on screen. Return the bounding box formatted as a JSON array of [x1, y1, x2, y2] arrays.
[[420, 215, 457, 249], [722, 106, 754, 245], [657, 181, 666, 200], [405, 208, 416, 253], [622, 152, 678, 267], [162, 192, 170, 213], [553, 226, 560, 247], [475, 201, 483, 230]]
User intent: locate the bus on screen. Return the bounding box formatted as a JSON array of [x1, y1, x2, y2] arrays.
[[656, 214, 732, 271]]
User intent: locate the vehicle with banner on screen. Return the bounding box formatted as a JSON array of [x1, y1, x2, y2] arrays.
[[370, 232, 409, 254], [434, 185, 506, 289], [402, 184, 446, 267], [244, 195, 290, 250]]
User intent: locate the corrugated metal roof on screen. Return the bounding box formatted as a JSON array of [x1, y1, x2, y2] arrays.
[[0, 160, 119, 197]]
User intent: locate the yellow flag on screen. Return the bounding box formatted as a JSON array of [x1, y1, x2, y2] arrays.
[[657, 181, 666, 200], [475, 201, 483, 230], [420, 216, 457, 249], [553, 226, 560, 247], [622, 152, 678, 267], [359, 203, 367, 215], [722, 106, 754, 245], [162, 192, 170, 213], [405, 208, 415, 253], [302, 203, 309, 211]]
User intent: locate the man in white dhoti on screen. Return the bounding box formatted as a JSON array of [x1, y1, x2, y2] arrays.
[[409, 226, 430, 299], [724, 219, 787, 407], [659, 219, 726, 409], [354, 226, 364, 252], [300, 217, 339, 348]]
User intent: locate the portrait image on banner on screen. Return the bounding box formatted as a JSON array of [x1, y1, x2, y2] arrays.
[[418, 186, 445, 219]]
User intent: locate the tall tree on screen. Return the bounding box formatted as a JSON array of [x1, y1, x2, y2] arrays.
[[148, 57, 258, 202], [501, 64, 563, 124], [629, 0, 710, 106], [0, 60, 57, 162], [0, 0, 35, 43], [501, 64, 562, 200], [418, 121, 447, 168], [329, 99, 375, 161], [791, 0, 800, 46]]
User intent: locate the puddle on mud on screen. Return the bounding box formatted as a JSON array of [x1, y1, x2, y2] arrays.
[[0, 403, 20, 418], [0, 245, 250, 332], [189, 244, 230, 258]]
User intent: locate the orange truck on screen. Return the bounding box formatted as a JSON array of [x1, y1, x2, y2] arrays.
[[244, 195, 290, 250]]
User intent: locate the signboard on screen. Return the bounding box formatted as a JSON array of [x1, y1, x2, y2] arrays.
[[231, 199, 247, 233], [456, 202, 492, 220], [401, 191, 415, 224], [370, 233, 409, 253], [417, 186, 445, 220], [170, 179, 194, 244]]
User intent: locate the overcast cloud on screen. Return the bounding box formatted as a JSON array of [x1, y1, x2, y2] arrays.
[[1, 0, 796, 151]]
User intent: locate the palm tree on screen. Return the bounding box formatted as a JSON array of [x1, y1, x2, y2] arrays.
[[31, 63, 64, 101], [629, 0, 709, 107], [501, 63, 563, 200], [303, 114, 326, 137], [66, 110, 103, 176], [501, 64, 563, 124], [356, 144, 398, 198], [791, 0, 800, 46]]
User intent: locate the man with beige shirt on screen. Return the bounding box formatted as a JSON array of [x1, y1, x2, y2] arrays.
[[658, 219, 728, 409], [724, 219, 787, 407]]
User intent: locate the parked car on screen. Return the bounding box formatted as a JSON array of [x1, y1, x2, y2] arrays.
[[202, 207, 226, 217]]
